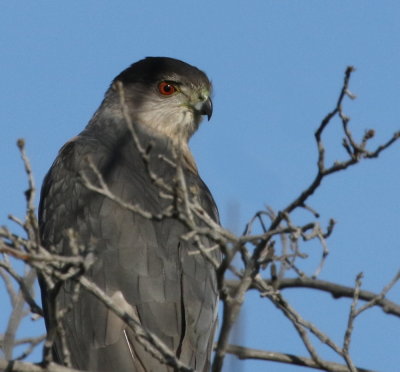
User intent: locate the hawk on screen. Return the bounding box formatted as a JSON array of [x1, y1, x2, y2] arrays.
[[39, 57, 220, 371]]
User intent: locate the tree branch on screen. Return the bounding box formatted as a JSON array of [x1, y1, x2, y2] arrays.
[[0, 360, 83, 372], [224, 344, 375, 372], [225, 277, 400, 317]]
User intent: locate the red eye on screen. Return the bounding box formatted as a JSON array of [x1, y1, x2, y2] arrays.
[[158, 81, 176, 95]]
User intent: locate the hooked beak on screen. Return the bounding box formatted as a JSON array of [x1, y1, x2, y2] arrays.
[[194, 96, 213, 121]]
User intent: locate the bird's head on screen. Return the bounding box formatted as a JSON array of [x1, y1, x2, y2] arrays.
[[108, 57, 213, 144]]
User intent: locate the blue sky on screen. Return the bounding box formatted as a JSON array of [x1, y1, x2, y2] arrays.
[[1, 1, 400, 371]]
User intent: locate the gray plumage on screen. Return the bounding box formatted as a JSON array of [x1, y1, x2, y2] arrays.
[[39, 57, 219, 371]]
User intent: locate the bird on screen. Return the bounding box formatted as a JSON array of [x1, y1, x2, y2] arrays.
[[38, 57, 220, 372]]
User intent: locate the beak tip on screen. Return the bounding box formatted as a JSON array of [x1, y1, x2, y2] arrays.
[[202, 97, 213, 121]]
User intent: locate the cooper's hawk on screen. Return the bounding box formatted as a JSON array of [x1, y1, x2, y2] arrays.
[[39, 57, 220, 371]]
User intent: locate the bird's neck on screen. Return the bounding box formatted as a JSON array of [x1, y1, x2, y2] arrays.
[[86, 103, 199, 175]]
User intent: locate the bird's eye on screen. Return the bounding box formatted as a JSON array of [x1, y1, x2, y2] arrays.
[[158, 81, 177, 96]]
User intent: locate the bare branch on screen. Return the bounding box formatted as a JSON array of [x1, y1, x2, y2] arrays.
[[225, 277, 400, 317], [0, 359, 83, 372], [354, 269, 400, 317], [342, 273, 363, 371], [2, 268, 37, 360], [0, 261, 43, 317], [224, 344, 375, 372], [13, 335, 46, 361]]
